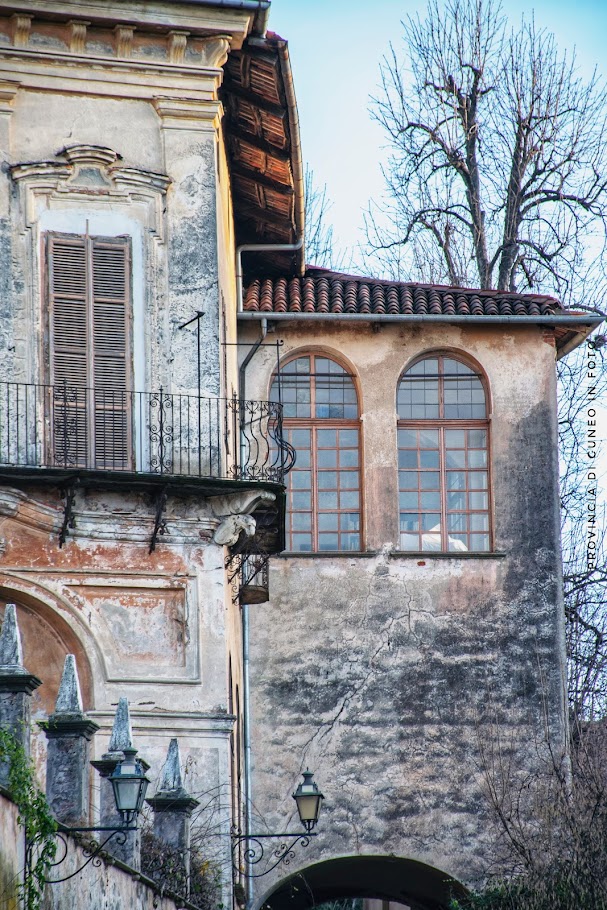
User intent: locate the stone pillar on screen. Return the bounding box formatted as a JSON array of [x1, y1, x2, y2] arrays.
[[0, 604, 41, 788], [147, 738, 199, 885], [41, 654, 98, 826], [91, 696, 148, 870]]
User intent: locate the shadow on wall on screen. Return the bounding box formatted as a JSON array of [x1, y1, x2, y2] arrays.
[[256, 855, 468, 910]]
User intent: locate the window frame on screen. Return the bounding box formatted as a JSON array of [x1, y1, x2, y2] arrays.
[[44, 230, 134, 471], [271, 352, 364, 553], [397, 352, 493, 554]]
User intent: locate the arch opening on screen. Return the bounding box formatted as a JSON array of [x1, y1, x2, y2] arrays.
[[257, 855, 468, 910]]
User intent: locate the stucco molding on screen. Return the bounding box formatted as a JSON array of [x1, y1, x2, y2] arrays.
[[0, 49, 222, 103], [11, 145, 171, 237], [153, 96, 223, 132], [90, 709, 235, 738], [0, 78, 20, 113]]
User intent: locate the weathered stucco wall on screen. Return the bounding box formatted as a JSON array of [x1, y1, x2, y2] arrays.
[[0, 0, 254, 844], [0, 789, 21, 910], [0, 789, 197, 910], [242, 320, 567, 896]]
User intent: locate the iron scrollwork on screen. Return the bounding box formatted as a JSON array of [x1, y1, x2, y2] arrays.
[[27, 826, 131, 885], [231, 398, 296, 483], [149, 387, 174, 474], [231, 829, 316, 878]]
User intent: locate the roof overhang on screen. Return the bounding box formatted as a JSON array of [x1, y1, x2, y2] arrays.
[[222, 32, 305, 277]]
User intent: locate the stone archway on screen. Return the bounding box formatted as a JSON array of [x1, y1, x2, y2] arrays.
[[256, 855, 468, 910]]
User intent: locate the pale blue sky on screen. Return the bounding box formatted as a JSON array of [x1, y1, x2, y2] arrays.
[[269, 0, 607, 491], [270, 0, 607, 258]]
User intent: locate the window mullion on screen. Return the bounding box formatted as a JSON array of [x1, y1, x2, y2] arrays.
[[439, 425, 447, 550]]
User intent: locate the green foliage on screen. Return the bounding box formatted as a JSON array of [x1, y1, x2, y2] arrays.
[[0, 729, 57, 910]]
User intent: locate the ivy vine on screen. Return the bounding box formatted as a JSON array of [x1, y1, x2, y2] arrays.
[[0, 729, 57, 910]]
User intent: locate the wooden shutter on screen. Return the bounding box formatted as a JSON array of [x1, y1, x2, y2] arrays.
[[91, 238, 131, 469], [48, 233, 132, 470]]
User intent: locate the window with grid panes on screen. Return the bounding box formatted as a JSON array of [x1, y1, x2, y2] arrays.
[[47, 232, 132, 470], [270, 355, 361, 552], [397, 354, 490, 552]]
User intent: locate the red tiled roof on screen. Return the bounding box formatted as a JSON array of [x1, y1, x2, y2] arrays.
[[243, 268, 566, 318]]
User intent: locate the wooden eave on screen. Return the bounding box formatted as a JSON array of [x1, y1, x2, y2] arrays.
[[222, 32, 304, 278]]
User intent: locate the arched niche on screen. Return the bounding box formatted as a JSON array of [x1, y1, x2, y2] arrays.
[[0, 593, 93, 719]]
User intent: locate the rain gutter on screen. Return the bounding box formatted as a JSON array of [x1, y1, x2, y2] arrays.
[[237, 312, 604, 326]]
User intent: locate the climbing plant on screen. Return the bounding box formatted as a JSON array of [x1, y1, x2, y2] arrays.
[[0, 729, 57, 910]]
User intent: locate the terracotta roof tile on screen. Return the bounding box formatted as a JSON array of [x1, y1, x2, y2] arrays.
[[243, 267, 567, 318]]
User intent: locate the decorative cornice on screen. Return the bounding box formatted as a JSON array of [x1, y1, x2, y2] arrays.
[[0, 670, 42, 694], [40, 716, 100, 740], [153, 97, 222, 131]]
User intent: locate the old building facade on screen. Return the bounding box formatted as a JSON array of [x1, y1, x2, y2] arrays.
[[0, 1, 603, 909], [0, 0, 299, 902], [239, 275, 601, 907]]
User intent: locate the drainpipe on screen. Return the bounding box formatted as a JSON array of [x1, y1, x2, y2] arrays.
[[236, 240, 301, 910]]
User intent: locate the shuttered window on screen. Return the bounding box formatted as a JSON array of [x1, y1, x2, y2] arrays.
[[47, 233, 132, 470]]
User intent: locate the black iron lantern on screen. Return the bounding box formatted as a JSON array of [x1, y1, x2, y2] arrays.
[[109, 746, 150, 825], [292, 769, 324, 833]]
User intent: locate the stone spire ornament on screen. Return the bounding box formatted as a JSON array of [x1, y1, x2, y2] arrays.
[[158, 737, 186, 795], [42, 654, 98, 825], [147, 738, 199, 880], [53, 654, 84, 715], [0, 603, 28, 674], [0, 604, 41, 787], [107, 696, 133, 755]]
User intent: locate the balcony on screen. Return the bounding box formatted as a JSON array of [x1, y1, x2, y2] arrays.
[[0, 382, 292, 548]]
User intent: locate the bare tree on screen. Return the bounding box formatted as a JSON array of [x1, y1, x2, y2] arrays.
[[367, 0, 607, 721], [367, 0, 607, 295], [304, 166, 352, 271]]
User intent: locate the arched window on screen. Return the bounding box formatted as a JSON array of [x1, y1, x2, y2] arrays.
[[397, 354, 490, 552], [271, 354, 360, 552]]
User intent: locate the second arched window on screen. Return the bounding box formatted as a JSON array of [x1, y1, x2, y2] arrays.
[[271, 354, 361, 552], [397, 354, 491, 552]]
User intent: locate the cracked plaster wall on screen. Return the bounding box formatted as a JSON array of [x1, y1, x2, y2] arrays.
[[243, 320, 567, 895]]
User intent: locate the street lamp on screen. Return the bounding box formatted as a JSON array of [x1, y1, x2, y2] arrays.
[[292, 769, 324, 833], [38, 745, 150, 886], [109, 746, 150, 826], [232, 768, 325, 879]]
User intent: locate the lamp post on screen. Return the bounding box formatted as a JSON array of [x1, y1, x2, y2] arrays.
[[35, 746, 150, 885], [232, 769, 325, 880], [109, 746, 150, 826]]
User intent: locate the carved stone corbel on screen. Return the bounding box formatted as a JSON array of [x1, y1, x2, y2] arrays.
[[10, 14, 31, 49], [68, 20, 90, 55], [168, 30, 189, 64], [213, 514, 256, 547], [200, 35, 231, 68], [209, 489, 275, 520], [114, 25, 135, 59]]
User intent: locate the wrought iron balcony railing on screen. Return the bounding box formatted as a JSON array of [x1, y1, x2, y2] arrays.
[[0, 382, 293, 484]]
